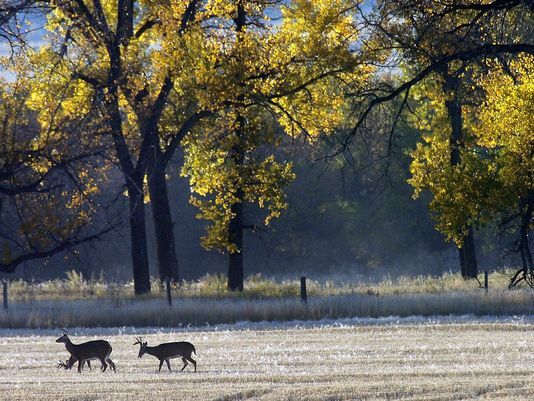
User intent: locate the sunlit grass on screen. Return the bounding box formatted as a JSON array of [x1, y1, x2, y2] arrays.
[[6, 269, 526, 302], [2, 269, 531, 329]]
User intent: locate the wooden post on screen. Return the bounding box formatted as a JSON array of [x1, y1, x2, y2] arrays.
[[484, 271, 488, 291], [3, 280, 8, 311], [300, 276, 307, 304], [166, 277, 172, 307]]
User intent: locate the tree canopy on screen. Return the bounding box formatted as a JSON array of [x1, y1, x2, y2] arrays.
[[0, 0, 532, 290]]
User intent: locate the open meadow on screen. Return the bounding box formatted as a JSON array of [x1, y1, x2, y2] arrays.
[[1, 320, 533, 401]]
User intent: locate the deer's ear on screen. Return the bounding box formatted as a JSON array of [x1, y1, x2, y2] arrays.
[[143, 342, 147, 346]]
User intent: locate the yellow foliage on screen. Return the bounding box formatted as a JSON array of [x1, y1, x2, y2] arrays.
[[179, 0, 374, 252], [409, 56, 534, 245]]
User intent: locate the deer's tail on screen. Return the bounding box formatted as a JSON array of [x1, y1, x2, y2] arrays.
[[192, 344, 196, 355]]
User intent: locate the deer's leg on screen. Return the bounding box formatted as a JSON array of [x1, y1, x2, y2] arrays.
[[165, 359, 172, 372], [181, 357, 188, 371], [158, 359, 164, 372], [87, 360, 92, 371], [186, 356, 197, 372], [106, 356, 116, 373], [68, 357, 77, 370], [77, 360, 82, 373], [99, 357, 108, 372]]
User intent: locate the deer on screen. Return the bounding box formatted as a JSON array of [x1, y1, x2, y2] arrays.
[[57, 356, 91, 371], [133, 337, 197, 372], [56, 329, 116, 373]]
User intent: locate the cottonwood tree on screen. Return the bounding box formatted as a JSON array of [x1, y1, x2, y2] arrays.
[[475, 57, 533, 287], [0, 53, 115, 274], [349, 0, 534, 123], [181, 0, 377, 291], [342, 0, 534, 278], [29, 0, 213, 292], [27, 1, 152, 293], [409, 56, 533, 287], [112, 0, 211, 284]]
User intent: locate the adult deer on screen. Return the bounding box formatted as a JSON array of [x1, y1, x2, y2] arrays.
[[56, 330, 116, 373], [133, 337, 197, 372]]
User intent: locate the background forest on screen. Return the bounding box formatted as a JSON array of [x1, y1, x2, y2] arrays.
[[0, 0, 532, 293]]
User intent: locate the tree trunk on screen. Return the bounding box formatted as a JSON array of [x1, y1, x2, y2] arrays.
[[442, 68, 478, 279], [227, 1, 246, 292], [228, 191, 244, 291], [509, 192, 534, 287], [106, 68, 151, 294], [458, 227, 478, 279], [147, 162, 180, 282], [227, 116, 245, 292], [519, 192, 534, 275], [126, 175, 151, 294]]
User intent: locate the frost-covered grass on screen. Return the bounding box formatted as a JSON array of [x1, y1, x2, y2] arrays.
[[6, 269, 525, 302], [2, 270, 531, 329], [0, 321, 532, 401], [0, 290, 532, 329]]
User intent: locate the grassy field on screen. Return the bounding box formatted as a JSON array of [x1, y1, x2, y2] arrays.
[[2, 271, 531, 328], [6, 270, 525, 301], [0, 322, 532, 401], [1, 290, 532, 328]]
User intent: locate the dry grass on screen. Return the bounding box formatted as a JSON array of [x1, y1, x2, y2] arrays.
[[2, 271, 531, 329], [0, 290, 532, 329], [0, 322, 532, 401], [6, 270, 525, 302]]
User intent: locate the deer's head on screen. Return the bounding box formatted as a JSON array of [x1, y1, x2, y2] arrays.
[[56, 329, 69, 343], [133, 337, 148, 358]]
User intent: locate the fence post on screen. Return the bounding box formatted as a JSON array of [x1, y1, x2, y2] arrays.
[[166, 277, 172, 307], [300, 276, 307, 304], [484, 271, 488, 291], [3, 280, 8, 311]]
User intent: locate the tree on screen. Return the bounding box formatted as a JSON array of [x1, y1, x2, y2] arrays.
[[31, 0, 155, 293], [345, 0, 534, 128], [437, 62, 479, 278], [28, 0, 210, 291], [114, 0, 208, 283], [475, 56, 534, 286], [181, 0, 377, 290], [409, 56, 534, 286], [408, 69, 487, 250], [341, 0, 534, 277], [0, 52, 116, 273]]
